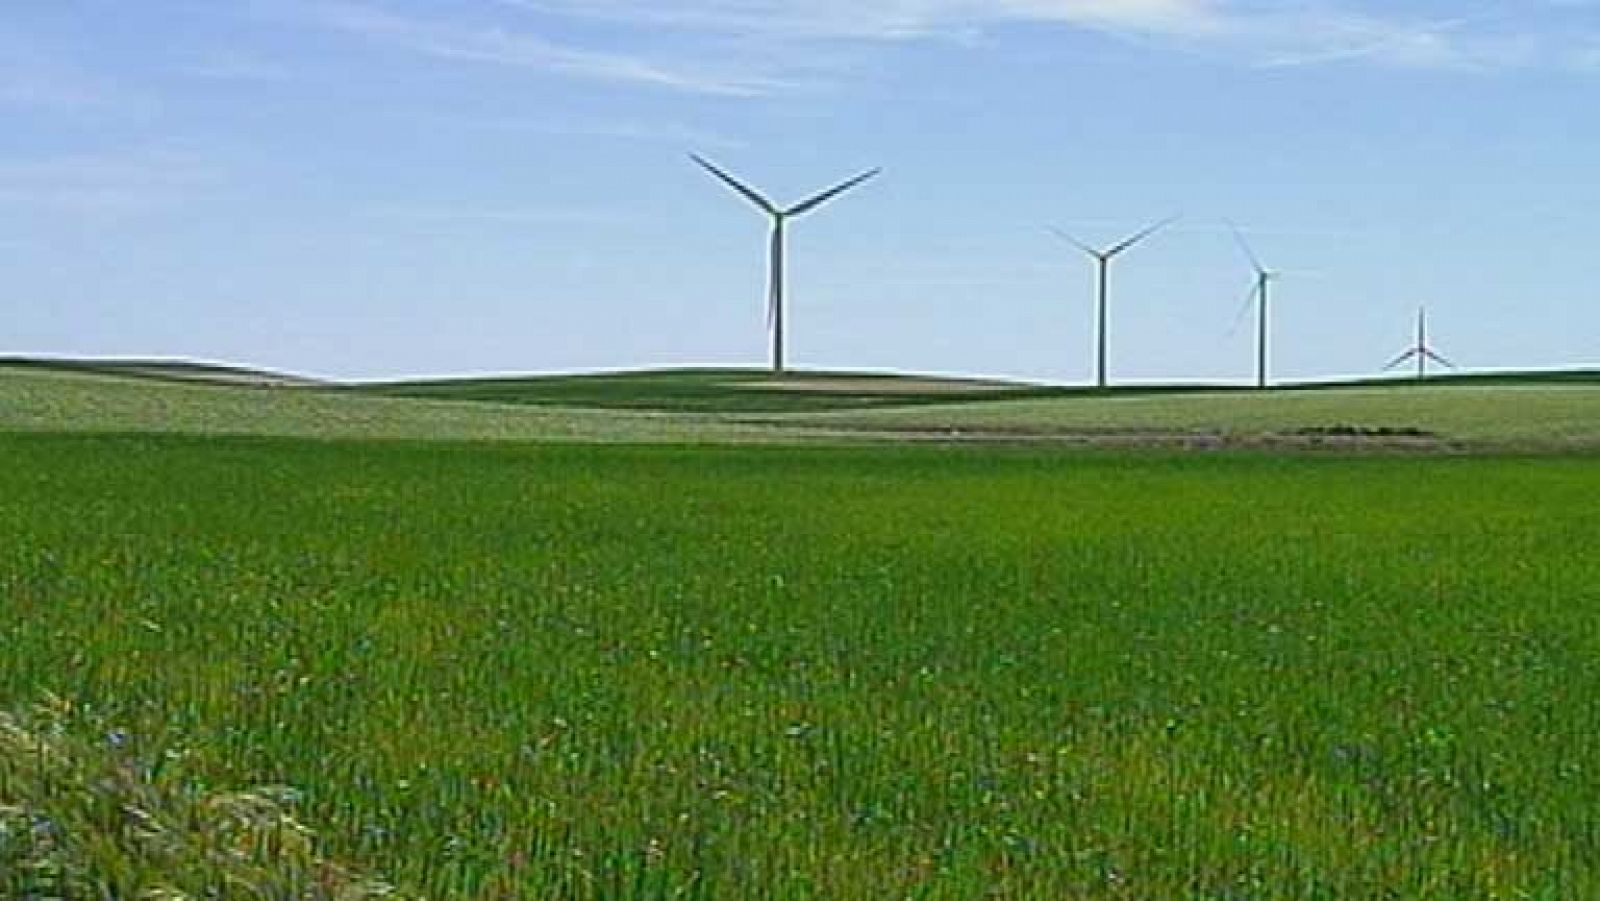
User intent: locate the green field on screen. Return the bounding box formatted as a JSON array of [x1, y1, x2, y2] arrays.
[[4, 430, 1599, 896], [358, 368, 1055, 413], [0, 365, 781, 445], [789, 384, 1600, 450], [8, 361, 1600, 450]]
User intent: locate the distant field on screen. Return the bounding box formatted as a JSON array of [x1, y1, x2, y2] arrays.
[[357, 368, 1054, 414], [0, 366, 777, 444], [7, 362, 1600, 450], [784, 384, 1600, 450], [0, 355, 327, 387], [3, 435, 1598, 896]]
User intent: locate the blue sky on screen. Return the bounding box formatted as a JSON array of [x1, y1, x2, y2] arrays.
[[3, 0, 1598, 382]]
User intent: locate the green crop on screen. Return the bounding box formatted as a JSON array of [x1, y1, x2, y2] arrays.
[[2, 434, 1597, 896]]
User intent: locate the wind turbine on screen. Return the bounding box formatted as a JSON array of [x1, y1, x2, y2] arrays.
[[690, 154, 880, 375], [1052, 215, 1179, 388], [1385, 306, 1455, 381], [1228, 222, 1279, 389]]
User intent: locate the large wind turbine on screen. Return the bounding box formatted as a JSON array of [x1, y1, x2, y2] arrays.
[[691, 154, 880, 375], [1228, 222, 1279, 389], [1053, 216, 1179, 388], [1385, 306, 1455, 381]]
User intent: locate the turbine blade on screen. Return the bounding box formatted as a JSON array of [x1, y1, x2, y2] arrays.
[[1048, 227, 1102, 259], [785, 168, 882, 217], [690, 153, 777, 216], [1227, 220, 1267, 275], [1384, 349, 1420, 371], [1106, 214, 1180, 258], [1425, 349, 1456, 369], [1225, 279, 1261, 338]]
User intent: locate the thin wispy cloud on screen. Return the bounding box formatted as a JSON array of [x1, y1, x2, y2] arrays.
[[495, 0, 1600, 74], [494, 0, 1225, 40], [293, 1, 800, 95], [1240, 7, 1541, 71], [425, 114, 746, 150], [257, 0, 1600, 107], [367, 204, 633, 227]]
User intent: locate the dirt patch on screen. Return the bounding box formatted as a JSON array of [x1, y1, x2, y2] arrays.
[[771, 421, 1456, 453]]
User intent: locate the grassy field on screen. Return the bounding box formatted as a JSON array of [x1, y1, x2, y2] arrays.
[[0, 355, 329, 387], [4, 433, 1599, 896], [0, 365, 780, 445], [9, 361, 1600, 450], [786, 383, 1600, 449], [357, 368, 1054, 414]]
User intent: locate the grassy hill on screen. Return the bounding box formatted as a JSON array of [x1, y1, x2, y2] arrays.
[[355, 368, 1056, 413], [0, 364, 780, 445], [781, 382, 1600, 450], [0, 356, 325, 387], [4, 359, 1600, 450]]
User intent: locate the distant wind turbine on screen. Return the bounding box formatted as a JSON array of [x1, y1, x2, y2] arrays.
[[1227, 222, 1279, 389], [1385, 306, 1455, 380], [691, 154, 880, 375], [1052, 215, 1179, 388]]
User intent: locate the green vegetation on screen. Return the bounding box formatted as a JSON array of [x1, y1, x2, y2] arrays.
[[3, 433, 1598, 896], [0, 356, 325, 387], [1, 698, 401, 898], [0, 366, 782, 445], [9, 361, 1600, 450], [789, 383, 1600, 449], [358, 367, 1051, 414]]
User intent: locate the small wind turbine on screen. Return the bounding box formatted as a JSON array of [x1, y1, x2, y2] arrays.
[[1228, 222, 1279, 389], [1385, 306, 1455, 381], [690, 154, 880, 375], [1052, 216, 1179, 388]]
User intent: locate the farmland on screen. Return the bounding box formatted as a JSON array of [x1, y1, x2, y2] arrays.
[[785, 380, 1600, 450], [3, 422, 1599, 896], [7, 361, 1600, 450]]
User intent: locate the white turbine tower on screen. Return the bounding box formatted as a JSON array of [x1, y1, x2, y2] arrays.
[[1052, 216, 1179, 388], [1228, 222, 1280, 389]]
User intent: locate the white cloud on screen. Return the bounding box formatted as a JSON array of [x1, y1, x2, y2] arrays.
[[298, 2, 800, 95], [276, 0, 1600, 97], [494, 0, 1224, 40], [366, 204, 632, 227], [427, 114, 746, 149], [498, 0, 1600, 74]]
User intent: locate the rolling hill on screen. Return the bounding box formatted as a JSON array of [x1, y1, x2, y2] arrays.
[[3, 358, 1600, 449]]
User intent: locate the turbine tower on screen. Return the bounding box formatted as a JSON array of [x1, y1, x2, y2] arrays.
[[1228, 222, 1279, 390], [691, 154, 880, 375], [1053, 216, 1179, 388], [1385, 306, 1455, 381]]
